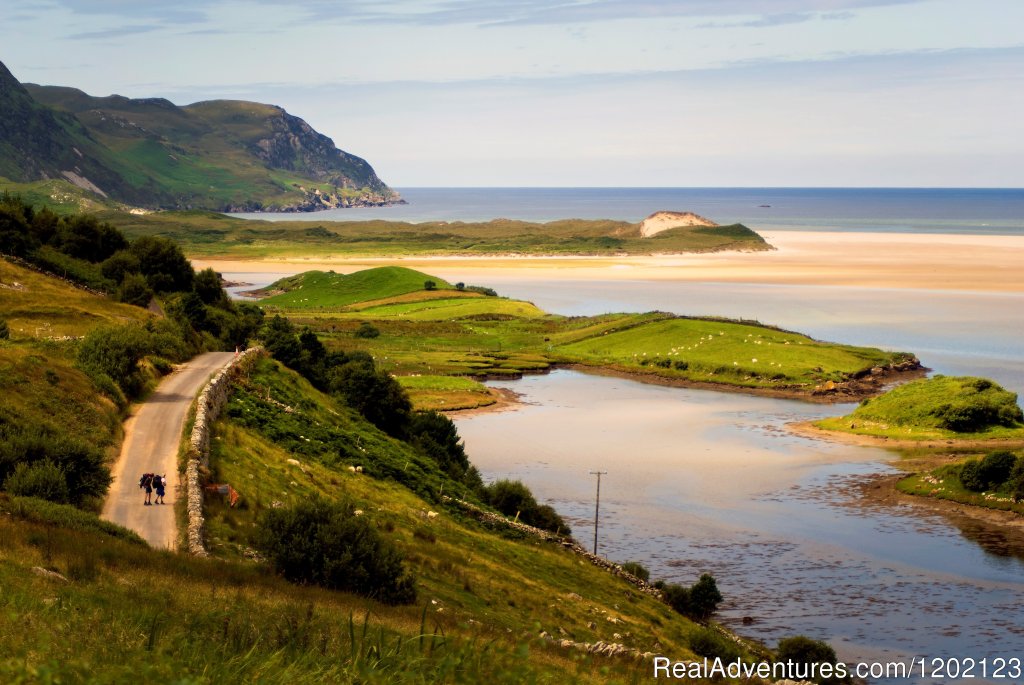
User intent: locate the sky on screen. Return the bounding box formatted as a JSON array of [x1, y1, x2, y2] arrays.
[[2, 0, 1023, 187]]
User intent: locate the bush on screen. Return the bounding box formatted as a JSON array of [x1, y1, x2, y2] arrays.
[[977, 450, 1018, 489], [960, 451, 1019, 492], [621, 561, 650, 582], [484, 479, 570, 535], [254, 497, 416, 605], [0, 318, 8, 340], [354, 322, 380, 339], [409, 411, 469, 478], [688, 627, 741, 660], [77, 324, 151, 398], [776, 636, 845, 684], [117, 272, 154, 307], [0, 423, 111, 506], [3, 460, 69, 504], [424, 280, 437, 291], [663, 573, 723, 621]]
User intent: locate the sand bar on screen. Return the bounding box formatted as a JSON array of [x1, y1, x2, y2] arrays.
[[193, 230, 1024, 293]]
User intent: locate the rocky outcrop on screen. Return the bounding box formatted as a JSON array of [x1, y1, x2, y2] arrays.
[[185, 347, 264, 556]]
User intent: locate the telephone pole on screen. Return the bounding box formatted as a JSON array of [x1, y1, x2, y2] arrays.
[[589, 470, 607, 555]]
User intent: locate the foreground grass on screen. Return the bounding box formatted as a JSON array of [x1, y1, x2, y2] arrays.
[[103, 210, 773, 258], [0, 495, 618, 683]]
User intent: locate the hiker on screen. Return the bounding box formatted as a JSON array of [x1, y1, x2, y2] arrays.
[[139, 472, 153, 505], [155, 474, 166, 505]]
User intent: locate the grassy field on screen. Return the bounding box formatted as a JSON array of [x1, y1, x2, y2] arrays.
[[264, 268, 916, 407], [814, 375, 1024, 442], [397, 375, 497, 411], [101, 209, 773, 258]]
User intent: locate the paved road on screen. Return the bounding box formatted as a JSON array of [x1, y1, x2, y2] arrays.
[[102, 351, 235, 549]]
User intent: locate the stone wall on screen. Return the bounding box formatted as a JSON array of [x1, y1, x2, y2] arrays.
[[185, 347, 263, 556]]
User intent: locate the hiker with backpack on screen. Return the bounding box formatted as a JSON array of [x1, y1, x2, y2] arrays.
[[154, 474, 166, 505], [139, 472, 153, 505]]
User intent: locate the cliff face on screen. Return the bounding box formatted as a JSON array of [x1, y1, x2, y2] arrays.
[[0, 61, 139, 202], [2, 60, 399, 211]]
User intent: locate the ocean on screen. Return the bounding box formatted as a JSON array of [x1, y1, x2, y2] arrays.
[[231, 187, 1024, 235]]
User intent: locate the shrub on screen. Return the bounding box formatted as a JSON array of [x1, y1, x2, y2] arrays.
[[621, 561, 650, 582], [409, 411, 469, 478], [688, 627, 741, 660], [3, 460, 69, 504], [1009, 459, 1024, 502], [0, 318, 8, 340], [977, 450, 1018, 489], [663, 573, 723, 621], [483, 479, 570, 535], [254, 497, 416, 605], [776, 636, 845, 684], [424, 280, 437, 291], [0, 424, 111, 506], [77, 323, 151, 398], [354, 322, 380, 339], [117, 272, 154, 307]]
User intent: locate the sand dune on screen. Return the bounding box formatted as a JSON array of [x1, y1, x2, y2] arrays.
[[193, 230, 1024, 293]]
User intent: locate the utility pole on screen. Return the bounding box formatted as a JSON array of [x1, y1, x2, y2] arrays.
[[589, 470, 607, 555]]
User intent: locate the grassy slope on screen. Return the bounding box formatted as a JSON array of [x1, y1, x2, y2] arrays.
[[815, 375, 1024, 441], [0, 257, 152, 339], [201, 356, 727, 681], [104, 210, 773, 258], [258, 267, 452, 308]]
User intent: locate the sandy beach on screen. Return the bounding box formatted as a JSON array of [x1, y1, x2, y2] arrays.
[[193, 230, 1024, 293]]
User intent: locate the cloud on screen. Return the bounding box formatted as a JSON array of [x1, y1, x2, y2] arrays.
[[696, 12, 816, 29], [36, 0, 924, 28], [67, 24, 164, 40]]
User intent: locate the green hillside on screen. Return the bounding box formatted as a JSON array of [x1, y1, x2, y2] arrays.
[[264, 269, 917, 405], [815, 375, 1024, 441], [0, 59, 398, 212], [258, 268, 453, 308]]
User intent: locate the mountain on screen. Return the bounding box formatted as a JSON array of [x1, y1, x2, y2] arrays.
[[0, 59, 400, 211]]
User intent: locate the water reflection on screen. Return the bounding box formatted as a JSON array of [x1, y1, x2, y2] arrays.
[[453, 370, 1024, 674]]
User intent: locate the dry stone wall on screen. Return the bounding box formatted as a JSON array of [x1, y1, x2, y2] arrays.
[[185, 347, 263, 556]]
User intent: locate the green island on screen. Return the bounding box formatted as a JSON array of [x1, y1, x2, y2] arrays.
[[103, 208, 773, 258], [808, 375, 1024, 515], [5, 197, 882, 681], [254, 267, 919, 409]]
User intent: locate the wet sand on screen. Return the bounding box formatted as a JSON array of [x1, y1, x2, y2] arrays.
[[194, 230, 1024, 293]]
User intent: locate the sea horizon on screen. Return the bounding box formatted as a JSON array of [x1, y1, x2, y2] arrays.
[[231, 186, 1024, 236]]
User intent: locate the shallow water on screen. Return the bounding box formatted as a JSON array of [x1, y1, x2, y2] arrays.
[[453, 370, 1024, 674]]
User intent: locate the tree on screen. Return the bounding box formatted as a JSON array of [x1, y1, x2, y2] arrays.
[[424, 280, 437, 291], [328, 359, 411, 438], [688, 573, 724, 620], [193, 267, 227, 305], [254, 497, 416, 604], [130, 235, 194, 293], [101, 250, 142, 284], [409, 411, 469, 478]]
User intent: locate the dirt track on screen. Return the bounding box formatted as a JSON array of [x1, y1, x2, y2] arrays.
[[101, 352, 234, 549]]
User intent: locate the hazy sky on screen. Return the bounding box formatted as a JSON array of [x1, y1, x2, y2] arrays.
[[3, 0, 1022, 187]]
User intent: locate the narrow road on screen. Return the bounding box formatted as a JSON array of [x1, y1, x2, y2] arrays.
[[102, 351, 235, 549]]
